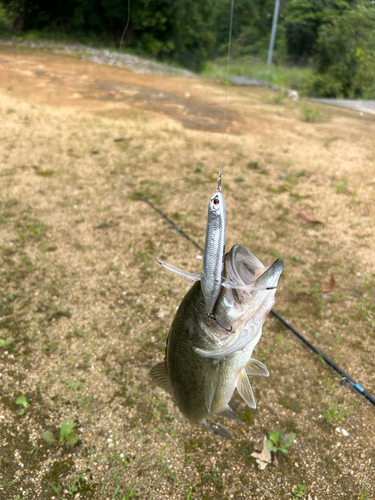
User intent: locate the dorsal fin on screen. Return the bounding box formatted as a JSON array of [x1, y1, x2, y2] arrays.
[[150, 362, 172, 395], [237, 368, 256, 409], [245, 358, 269, 377]]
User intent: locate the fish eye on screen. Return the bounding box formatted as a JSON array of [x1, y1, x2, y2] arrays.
[[213, 198, 219, 205]]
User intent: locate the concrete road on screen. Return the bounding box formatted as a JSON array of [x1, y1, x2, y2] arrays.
[[310, 98, 375, 115]]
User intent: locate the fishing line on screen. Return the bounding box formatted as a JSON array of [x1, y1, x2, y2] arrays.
[[119, 0, 131, 51], [221, 0, 235, 168], [122, 179, 375, 408]]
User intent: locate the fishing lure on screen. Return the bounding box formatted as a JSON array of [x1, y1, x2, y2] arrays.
[[158, 172, 275, 319], [158, 172, 225, 316], [201, 171, 226, 316]]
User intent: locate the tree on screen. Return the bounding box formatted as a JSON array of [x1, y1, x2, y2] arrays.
[[213, 0, 287, 60], [0, 0, 216, 71], [283, 0, 355, 62], [313, 1, 375, 98]]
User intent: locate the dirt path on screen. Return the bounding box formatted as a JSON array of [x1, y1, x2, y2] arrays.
[[0, 45, 375, 500]]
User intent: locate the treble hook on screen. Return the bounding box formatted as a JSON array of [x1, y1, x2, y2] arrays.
[[216, 170, 222, 192], [209, 313, 234, 333]]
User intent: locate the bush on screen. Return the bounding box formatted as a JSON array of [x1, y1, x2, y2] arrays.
[[312, 1, 375, 98]]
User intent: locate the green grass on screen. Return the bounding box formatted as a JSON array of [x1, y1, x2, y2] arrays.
[[323, 400, 351, 424], [301, 106, 327, 122], [201, 56, 314, 96]]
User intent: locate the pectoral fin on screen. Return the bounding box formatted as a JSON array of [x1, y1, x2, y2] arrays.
[[150, 362, 172, 395], [237, 368, 256, 409], [157, 260, 201, 281], [219, 405, 242, 425], [203, 421, 233, 440], [245, 359, 269, 377], [205, 361, 220, 413]]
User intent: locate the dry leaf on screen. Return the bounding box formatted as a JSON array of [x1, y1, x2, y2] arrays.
[[251, 436, 272, 470], [322, 272, 336, 293], [298, 211, 323, 224]]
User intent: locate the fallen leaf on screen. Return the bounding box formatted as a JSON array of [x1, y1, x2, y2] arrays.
[[251, 436, 272, 470], [322, 272, 336, 293], [298, 211, 323, 223]]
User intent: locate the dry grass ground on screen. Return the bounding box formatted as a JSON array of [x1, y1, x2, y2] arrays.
[[0, 45, 375, 500]]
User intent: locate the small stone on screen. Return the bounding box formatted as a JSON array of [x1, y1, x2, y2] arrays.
[[276, 478, 282, 484]]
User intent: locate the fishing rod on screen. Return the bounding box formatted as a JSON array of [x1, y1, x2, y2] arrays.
[[270, 310, 375, 406], [122, 179, 375, 408]]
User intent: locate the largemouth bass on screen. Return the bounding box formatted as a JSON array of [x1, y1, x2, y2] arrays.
[[151, 245, 283, 438]]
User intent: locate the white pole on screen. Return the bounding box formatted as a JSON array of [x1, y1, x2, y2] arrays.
[[267, 0, 280, 66]]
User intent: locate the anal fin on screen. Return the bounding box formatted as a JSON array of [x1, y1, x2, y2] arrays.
[[150, 362, 172, 395], [237, 368, 256, 409]]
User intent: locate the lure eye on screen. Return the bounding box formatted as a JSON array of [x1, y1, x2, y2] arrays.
[[213, 198, 219, 205]]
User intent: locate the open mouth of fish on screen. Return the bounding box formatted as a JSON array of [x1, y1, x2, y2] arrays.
[[195, 245, 284, 358], [224, 244, 283, 294]]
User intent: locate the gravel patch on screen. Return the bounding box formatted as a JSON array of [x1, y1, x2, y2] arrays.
[[0, 38, 193, 77]]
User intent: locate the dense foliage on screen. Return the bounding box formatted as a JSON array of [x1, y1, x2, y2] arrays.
[[212, 0, 288, 62], [283, 0, 357, 61], [313, 1, 375, 98], [0, 0, 217, 70], [0, 0, 374, 96]]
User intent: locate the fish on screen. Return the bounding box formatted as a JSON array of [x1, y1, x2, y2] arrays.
[[150, 244, 283, 439], [158, 172, 226, 317]]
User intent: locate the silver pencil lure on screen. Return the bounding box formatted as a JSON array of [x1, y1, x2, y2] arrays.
[[201, 171, 226, 316]]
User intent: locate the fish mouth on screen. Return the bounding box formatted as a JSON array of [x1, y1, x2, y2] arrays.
[[226, 245, 284, 291], [195, 245, 284, 359]]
